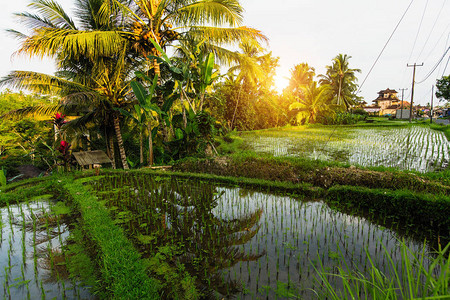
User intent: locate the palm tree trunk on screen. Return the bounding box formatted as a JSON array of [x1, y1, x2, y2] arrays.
[[108, 133, 116, 169], [139, 130, 144, 165], [180, 91, 187, 128], [148, 122, 154, 166], [113, 114, 129, 170], [231, 86, 243, 129], [153, 58, 169, 142]]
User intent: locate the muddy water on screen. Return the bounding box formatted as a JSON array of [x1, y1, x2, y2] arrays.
[[0, 199, 92, 299]]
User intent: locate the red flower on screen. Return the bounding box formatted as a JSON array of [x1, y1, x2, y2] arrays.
[[58, 140, 70, 154], [53, 113, 67, 129]]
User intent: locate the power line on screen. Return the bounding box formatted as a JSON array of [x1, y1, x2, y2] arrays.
[[416, 0, 447, 61], [424, 25, 450, 63], [357, 0, 415, 94], [416, 46, 450, 83], [438, 32, 450, 76], [442, 55, 450, 77], [408, 0, 429, 63]]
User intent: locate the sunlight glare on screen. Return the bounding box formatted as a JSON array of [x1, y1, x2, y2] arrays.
[[274, 74, 289, 93]]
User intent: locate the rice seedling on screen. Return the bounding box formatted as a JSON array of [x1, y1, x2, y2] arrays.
[[243, 126, 449, 172], [88, 173, 448, 299], [0, 200, 91, 299]]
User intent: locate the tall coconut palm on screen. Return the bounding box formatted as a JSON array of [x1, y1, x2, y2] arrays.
[[2, 0, 137, 169], [318, 54, 360, 111], [289, 82, 332, 124], [227, 42, 266, 129], [287, 63, 315, 99], [2, 0, 267, 168]]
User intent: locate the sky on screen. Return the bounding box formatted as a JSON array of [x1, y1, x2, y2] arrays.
[[0, 0, 449, 106]]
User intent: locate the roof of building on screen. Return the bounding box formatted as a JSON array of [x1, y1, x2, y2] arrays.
[[378, 88, 398, 94]]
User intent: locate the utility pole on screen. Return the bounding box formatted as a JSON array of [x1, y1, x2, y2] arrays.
[[407, 63, 424, 123], [399, 88, 408, 119], [430, 85, 434, 124]]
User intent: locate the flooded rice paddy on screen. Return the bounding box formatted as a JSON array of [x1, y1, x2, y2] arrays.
[[91, 174, 437, 299], [0, 198, 91, 299], [243, 126, 450, 172]]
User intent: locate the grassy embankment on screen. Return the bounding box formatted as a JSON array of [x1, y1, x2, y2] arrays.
[[173, 121, 450, 241], [1, 170, 449, 299], [1, 175, 160, 300]]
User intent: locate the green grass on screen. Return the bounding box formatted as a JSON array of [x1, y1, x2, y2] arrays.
[[314, 240, 450, 299], [326, 185, 450, 242], [62, 177, 160, 299]]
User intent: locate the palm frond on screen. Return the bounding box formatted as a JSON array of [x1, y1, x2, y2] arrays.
[[0, 71, 92, 95], [1, 104, 60, 119], [5, 29, 28, 41], [194, 43, 241, 66], [174, 0, 243, 27], [28, 0, 76, 29], [61, 92, 101, 106], [14, 12, 57, 29], [18, 28, 126, 61], [185, 26, 268, 45], [62, 110, 97, 132]]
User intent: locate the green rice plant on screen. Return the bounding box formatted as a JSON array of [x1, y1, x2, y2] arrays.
[[0, 167, 6, 190], [313, 240, 450, 299]]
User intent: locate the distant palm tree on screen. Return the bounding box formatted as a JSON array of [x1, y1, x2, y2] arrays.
[[289, 82, 332, 124], [319, 54, 360, 111], [227, 42, 267, 129], [287, 63, 315, 99]]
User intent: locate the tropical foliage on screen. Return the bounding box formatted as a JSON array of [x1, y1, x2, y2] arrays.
[[436, 75, 450, 102], [289, 82, 332, 124], [318, 54, 361, 110], [1, 0, 267, 169]]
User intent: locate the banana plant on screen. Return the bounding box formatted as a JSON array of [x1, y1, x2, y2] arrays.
[[118, 74, 161, 166], [196, 52, 216, 111]]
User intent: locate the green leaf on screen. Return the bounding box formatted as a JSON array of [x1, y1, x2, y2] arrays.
[[130, 81, 148, 106], [202, 53, 215, 87], [0, 168, 6, 187], [146, 38, 171, 64], [161, 94, 176, 113], [175, 128, 184, 140], [116, 107, 138, 123]]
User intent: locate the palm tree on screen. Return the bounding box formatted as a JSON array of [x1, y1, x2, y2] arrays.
[[2, 0, 137, 169], [289, 82, 332, 124], [227, 42, 266, 129], [2, 0, 267, 168], [318, 54, 360, 111], [287, 63, 315, 99]]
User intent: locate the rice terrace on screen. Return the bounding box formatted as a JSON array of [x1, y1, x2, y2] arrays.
[[0, 0, 449, 299]]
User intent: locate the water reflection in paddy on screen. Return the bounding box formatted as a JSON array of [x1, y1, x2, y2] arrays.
[[92, 174, 435, 299], [0, 199, 92, 299]]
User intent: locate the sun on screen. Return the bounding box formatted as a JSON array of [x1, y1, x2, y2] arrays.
[[274, 74, 289, 93]]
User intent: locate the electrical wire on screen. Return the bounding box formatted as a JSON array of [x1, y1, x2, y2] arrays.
[[357, 0, 415, 94], [441, 55, 450, 77], [438, 32, 450, 76], [416, 0, 447, 61], [416, 46, 450, 83], [424, 26, 450, 64], [407, 0, 429, 63]]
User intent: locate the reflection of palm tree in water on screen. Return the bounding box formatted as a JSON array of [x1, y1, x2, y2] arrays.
[[111, 175, 264, 298], [162, 178, 264, 298]]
